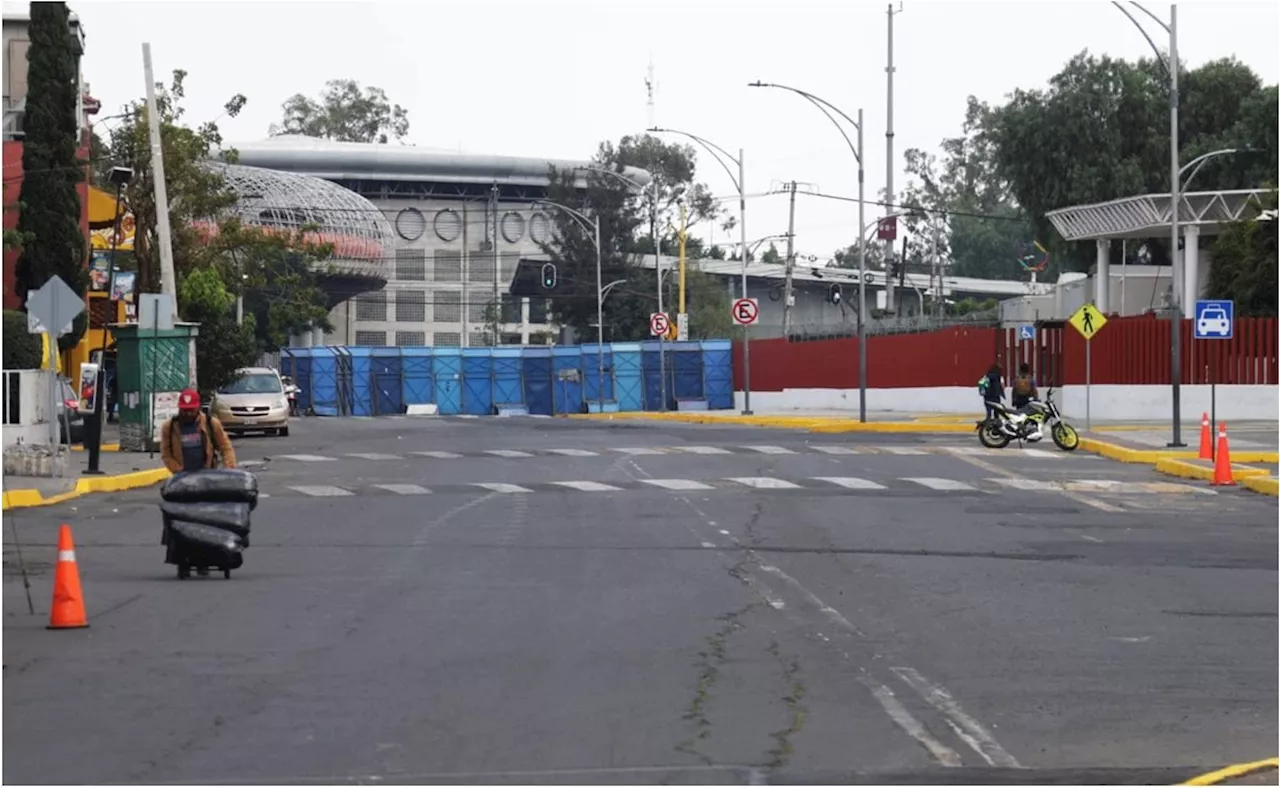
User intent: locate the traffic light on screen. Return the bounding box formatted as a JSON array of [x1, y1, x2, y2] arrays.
[[828, 283, 842, 305], [540, 263, 557, 289]]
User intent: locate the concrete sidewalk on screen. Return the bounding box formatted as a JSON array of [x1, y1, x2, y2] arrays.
[[1, 449, 168, 510]]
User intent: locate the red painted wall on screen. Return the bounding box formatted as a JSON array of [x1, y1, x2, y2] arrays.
[[734, 316, 1279, 390], [2, 137, 92, 310]]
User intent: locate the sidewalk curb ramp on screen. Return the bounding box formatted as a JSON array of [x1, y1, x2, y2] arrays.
[[1, 467, 172, 511], [1181, 756, 1279, 785]]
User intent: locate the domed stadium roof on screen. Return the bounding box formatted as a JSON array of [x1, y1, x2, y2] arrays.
[[201, 161, 393, 289]]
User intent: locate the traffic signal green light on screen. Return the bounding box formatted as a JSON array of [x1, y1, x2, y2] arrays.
[[541, 263, 557, 289]]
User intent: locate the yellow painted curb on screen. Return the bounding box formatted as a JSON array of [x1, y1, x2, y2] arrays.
[[1182, 757, 1279, 785], [808, 422, 976, 434], [1154, 458, 1270, 482], [565, 412, 981, 434], [1242, 476, 1280, 497], [70, 443, 120, 452], [1, 467, 171, 511], [1080, 437, 1279, 465]]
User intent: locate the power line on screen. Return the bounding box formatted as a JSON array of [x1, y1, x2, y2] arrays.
[[790, 188, 1030, 224]]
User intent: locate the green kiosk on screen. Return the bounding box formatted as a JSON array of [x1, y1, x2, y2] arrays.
[[110, 321, 200, 452]]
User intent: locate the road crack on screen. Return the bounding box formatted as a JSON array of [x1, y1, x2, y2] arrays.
[[675, 602, 759, 764], [764, 639, 807, 769]]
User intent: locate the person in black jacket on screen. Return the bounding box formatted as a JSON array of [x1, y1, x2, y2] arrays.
[[979, 363, 1004, 420]]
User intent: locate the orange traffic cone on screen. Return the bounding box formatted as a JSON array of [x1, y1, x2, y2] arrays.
[[1211, 423, 1236, 487], [47, 524, 88, 629], [1198, 412, 1213, 460]]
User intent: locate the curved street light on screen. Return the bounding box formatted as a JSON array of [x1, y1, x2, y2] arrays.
[[749, 81, 868, 423], [1179, 147, 1264, 191], [648, 126, 755, 415], [533, 199, 606, 412]]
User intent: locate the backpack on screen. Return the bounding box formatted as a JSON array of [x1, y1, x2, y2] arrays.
[[977, 374, 990, 395], [1013, 375, 1033, 397]]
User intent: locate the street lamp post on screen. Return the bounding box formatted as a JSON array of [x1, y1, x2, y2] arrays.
[[1112, 1, 1182, 446], [85, 165, 133, 474], [535, 199, 606, 412], [648, 127, 753, 415], [1179, 147, 1264, 191], [748, 82, 867, 423]]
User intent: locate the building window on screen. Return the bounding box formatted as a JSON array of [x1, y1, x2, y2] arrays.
[[468, 300, 490, 324], [528, 296, 550, 325], [434, 332, 461, 347], [395, 331, 426, 346], [355, 292, 387, 322], [501, 333, 523, 345], [355, 330, 387, 346], [469, 332, 491, 348], [395, 289, 426, 322], [395, 249, 426, 281], [470, 250, 495, 282], [434, 291, 461, 323], [435, 250, 462, 282], [501, 294, 522, 324]]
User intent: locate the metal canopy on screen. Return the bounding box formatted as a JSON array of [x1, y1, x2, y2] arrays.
[[1046, 189, 1274, 241]]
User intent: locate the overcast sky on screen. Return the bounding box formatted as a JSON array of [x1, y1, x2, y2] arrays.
[[11, 0, 1278, 268]]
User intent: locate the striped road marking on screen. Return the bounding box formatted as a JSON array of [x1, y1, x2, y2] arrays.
[[640, 479, 715, 491], [544, 449, 601, 457], [374, 484, 432, 495], [883, 447, 928, 456], [413, 451, 463, 459], [727, 477, 803, 490], [550, 481, 624, 492], [614, 447, 668, 455], [811, 445, 864, 455], [485, 449, 535, 458], [814, 476, 888, 490], [675, 445, 733, 455], [904, 477, 978, 491], [744, 445, 797, 455], [346, 453, 402, 461], [277, 454, 337, 462], [289, 485, 354, 497], [474, 483, 533, 494], [985, 478, 1066, 492]]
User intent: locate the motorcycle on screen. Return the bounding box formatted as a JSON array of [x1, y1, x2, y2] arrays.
[[975, 387, 1080, 451]]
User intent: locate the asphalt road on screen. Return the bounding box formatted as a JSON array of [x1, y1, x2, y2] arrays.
[[4, 416, 1276, 785]]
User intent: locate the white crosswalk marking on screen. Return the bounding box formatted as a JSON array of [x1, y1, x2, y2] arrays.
[[375, 483, 432, 495], [811, 445, 863, 455], [485, 449, 535, 458], [544, 449, 601, 457], [883, 447, 928, 455], [641, 478, 714, 491], [550, 481, 623, 492], [675, 445, 733, 455], [277, 454, 337, 462], [903, 477, 978, 491], [346, 453, 403, 461], [813, 476, 888, 490], [744, 445, 797, 455], [474, 482, 533, 494], [1020, 448, 1062, 459], [939, 446, 991, 456], [614, 447, 668, 455], [289, 485, 354, 497], [413, 451, 462, 459], [986, 478, 1063, 492], [727, 477, 803, 489]]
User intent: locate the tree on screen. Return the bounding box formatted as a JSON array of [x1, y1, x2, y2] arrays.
[[271, 79, 409, 143], [1206, 192, 1277, 316], [3, 309, 43, 369], [977, 52, 1277, 272], [538, 134, 734, 340], [179, 267, 257, 397], [13, 1, 88, 349], [760, 242, 783, 264]]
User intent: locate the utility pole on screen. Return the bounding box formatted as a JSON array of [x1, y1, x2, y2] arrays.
[[884, 3, 903, 321], [142, 43, 177, 321], [781, 181, 798, 335], [490, 184, 500, 346], [677, 201, 687, 340]]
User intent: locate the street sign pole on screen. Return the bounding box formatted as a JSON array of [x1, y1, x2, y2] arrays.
[[1085, 338, 1091, 431], [1068, 302, 1107, 433]]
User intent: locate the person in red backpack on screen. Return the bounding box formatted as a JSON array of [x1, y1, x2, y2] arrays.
[[1010, 364, 1042, 440]]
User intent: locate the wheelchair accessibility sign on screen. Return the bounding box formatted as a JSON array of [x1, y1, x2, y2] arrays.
[[1018, 325, 1035, 342]]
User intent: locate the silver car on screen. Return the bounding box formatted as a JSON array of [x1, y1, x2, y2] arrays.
[[210, 367, 291, 437]]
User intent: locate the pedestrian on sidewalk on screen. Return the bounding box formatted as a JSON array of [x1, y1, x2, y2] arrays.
[[979, 363, 1004, 420], [160, 388, 237, 474]]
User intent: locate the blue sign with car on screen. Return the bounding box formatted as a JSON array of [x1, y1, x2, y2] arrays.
[[1194, 300, 1234, 340]]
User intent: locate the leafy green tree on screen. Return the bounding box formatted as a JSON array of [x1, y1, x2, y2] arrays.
[[760, 242, 782, 264], [179, 267, 257, 397], [13, 1, 87, 349], [271, 79, 409, 143], [3, 310, 43, 369], [1206, 192, 1277, 316], [977, 53, 1277, 272]]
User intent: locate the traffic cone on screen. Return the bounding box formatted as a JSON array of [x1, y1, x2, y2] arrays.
[[1198, 412, 1213, 460], [1211, 423, 1236, 487], [47, 524, 88, 629]]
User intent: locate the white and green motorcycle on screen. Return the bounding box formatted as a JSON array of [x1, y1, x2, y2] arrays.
[[976, 387, 1080, 451]]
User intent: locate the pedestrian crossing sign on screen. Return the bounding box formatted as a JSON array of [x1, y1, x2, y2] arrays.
[[1068, 302, 1107, 341]]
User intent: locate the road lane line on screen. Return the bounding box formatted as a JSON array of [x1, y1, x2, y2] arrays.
[[550, 481, 622, 492], [743, 445, 797, 455], [810, 445, 863, 455], [346, 453, 403, 461], [883, 447, 928, 455], [614, 446, 668, 455], [946, 452, 1126, 512], [544, 449, 600, 457], [726, 477, 803, 489], [412, 451, 463, 459], [276, 454, 337, 462], [903, 477, 977, 491], [1020, 448, 1063, 459], [813, 476, 888, 490], [374, 484, 432, 495], [639, 479, 715, 491], [985, 478, 1064, 492], [890, 666, 1022, 768], [485, 449, 535, 458], [675, 445, 734, 455], [288, 485, 354, 497], [869, 684, 964, 767], [474, 483, 533, 494]]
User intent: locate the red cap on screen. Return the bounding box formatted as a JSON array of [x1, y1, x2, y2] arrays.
[[178, 388, 201, 411]]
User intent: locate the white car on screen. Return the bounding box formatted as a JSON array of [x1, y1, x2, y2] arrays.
[[1197, 307, 1230, 337]]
